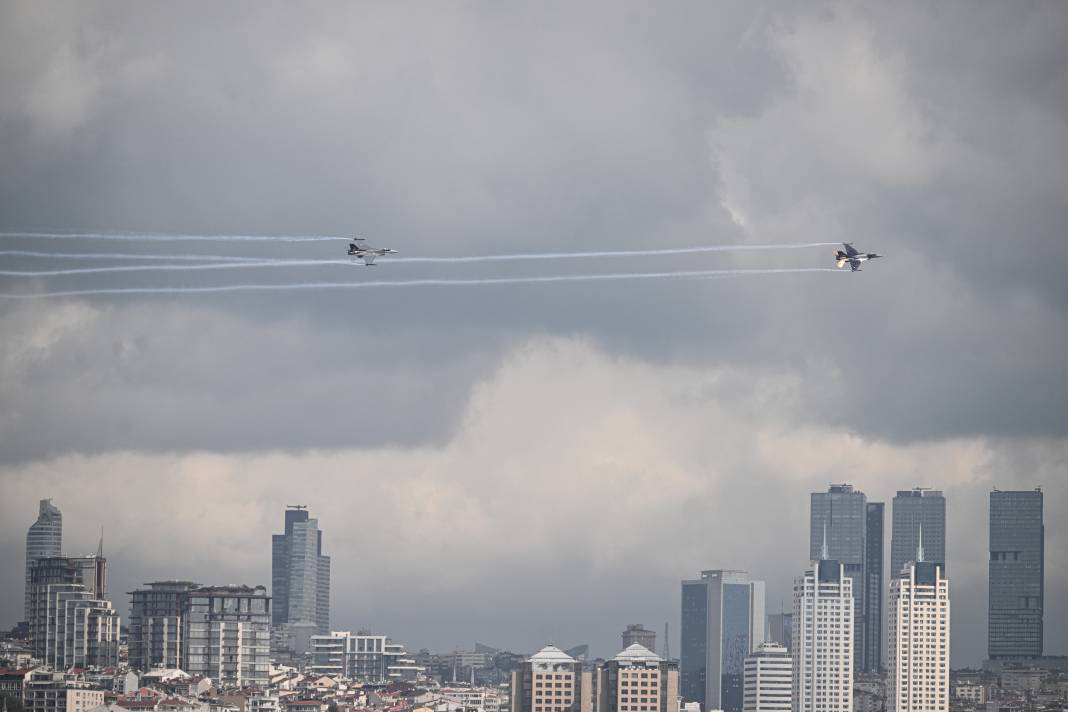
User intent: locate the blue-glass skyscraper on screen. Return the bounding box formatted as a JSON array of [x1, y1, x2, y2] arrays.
[[272, 506, 330, 635], [680, 570, 765, 712], [989, 489, 1043, 659]]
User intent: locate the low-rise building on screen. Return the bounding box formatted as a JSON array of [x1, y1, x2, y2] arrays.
[[24, 671, 105, 712]]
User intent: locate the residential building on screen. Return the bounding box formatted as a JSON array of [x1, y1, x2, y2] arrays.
[[23, 671, 104, 712], [888, 543, 950, 712], [793, 559, 853, 712], [595, 644, 679, 712], [271, 506, 330, 639], [809, 484, 883, 673], [40, 583, 120, 669], [767, 614, 793, 654], [127, 581, 201, 672], [25, 499, 62, 623], [743, 642, 791, 712], [510, 645, 591, 712], [680, 570, 766, 712], [309, 631, 422, 682], [891, 490, 947, 578], [183, 585, 271, 687], [988, 489, 1044, 659], [621, 627, 657, 655]]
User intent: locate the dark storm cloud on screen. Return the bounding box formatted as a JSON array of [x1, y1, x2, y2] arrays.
[[1, 0, 1066, 666]]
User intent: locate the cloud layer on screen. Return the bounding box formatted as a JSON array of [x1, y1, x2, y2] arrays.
[[1, 1, 1066, 666]]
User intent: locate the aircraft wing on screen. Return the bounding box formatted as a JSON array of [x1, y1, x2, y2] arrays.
[[850, 259, 862, 272], [363, 253, 377, 265], [842, 242, 859, 256]]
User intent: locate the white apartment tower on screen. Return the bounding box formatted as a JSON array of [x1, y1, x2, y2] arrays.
[[743, 642, 792, 712], [792, 556, 853, 712], [888, 534, 950, 712]]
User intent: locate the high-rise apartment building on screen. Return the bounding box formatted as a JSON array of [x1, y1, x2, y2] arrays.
[[183, 585, 271, 687], [809, 485, 883, 673], [793, 559, 853, 712], [25, 499, 62, 623], [309, 630, 422, 681], [988, 489, 1044, 659], [37, 582, 120, 669], [622, 625, 657, 654], [891, 490, 946, 577], [743, 642, 791, 712], [272, 506, 331, 637], [767, 614, 793, 654], [27, 554, 111, 664], [595, 644, 679, 712], [680, 570, 766, 712], [888, 551, 950, 712], [511, 645, 593, 712], [127, 580, 201, 672]]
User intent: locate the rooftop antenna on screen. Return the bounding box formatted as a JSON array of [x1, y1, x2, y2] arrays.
[[98, 526, 104, 558]]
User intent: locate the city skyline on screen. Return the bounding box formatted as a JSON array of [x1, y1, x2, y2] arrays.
[[2, 0, 1068, 678]]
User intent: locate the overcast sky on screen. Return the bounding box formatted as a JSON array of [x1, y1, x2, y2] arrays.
[[1, 1, 1066, 667]]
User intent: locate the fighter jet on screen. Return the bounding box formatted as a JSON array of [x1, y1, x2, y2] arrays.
[[834, 242, 882, 272], [347, 238, 397, 266]]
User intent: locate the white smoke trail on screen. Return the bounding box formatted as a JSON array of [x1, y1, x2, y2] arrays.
[[0, 232, 341, 242], [0, 243, 843, 276], [0, 250, 269, 262], [0, 268, 844, 299]]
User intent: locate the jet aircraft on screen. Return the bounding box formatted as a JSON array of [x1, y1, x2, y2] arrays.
[[347, 238, 397, 266], [835, 242, 882, 272]]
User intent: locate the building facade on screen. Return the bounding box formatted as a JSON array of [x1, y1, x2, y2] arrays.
[[888, 558, 950, 712], [271, 506, 331, 637], [988, 489, 1044, 659], [891, 490, 947, 577], [793, 560, 853, 712], [621, 626, 657, 655], [767, 614, 793, 654], [127, 580, 201, 672], [309, 631, 422, 682], [595, 644, 679, 712], [743, 643, 791, 712], [809, 484, 883, 674], [25, 499, 62, 623], [28, 553, 117, 668], [511, 646, 592, 712], [23, 671, 104, 712], [680, 570, 766, 712], [183, 585, 271, 687]]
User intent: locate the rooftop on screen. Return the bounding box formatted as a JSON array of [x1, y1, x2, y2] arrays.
[[613, 644, 661, 664]]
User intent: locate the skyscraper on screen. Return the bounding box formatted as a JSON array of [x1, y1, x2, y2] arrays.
[[888, 546, 950, 712], [271, 506, 331, 635], [891, 489, 946, 577], [680, 570, 766, 712], [743, 642, 791, 712], [809, 485, 883, 673], [25, 499, 62, 622], [793, 559, 853, 712], [766, 613, 792, 654], [988, 489, 1044, 660]]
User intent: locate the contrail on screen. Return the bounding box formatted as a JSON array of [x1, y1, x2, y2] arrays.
[[0, 243, 843, 276], [0, 268, 844, 299], [0, 232, 341, 242]]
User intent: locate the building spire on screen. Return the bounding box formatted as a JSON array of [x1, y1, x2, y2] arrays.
[[98, 526, 104, 558], [821, 521, 829, 560], [917, 523, 924, 563]]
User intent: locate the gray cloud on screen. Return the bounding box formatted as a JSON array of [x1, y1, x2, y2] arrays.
[[1, 0, 1066, 667]]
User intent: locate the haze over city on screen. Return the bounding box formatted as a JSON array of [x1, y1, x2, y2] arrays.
[[1, 0, 1066, 688]]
